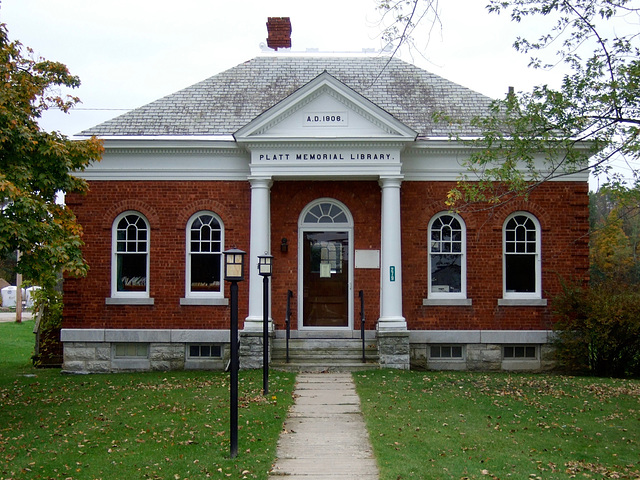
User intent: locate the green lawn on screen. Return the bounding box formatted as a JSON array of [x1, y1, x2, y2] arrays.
[[4, 321, 640, 479], [354, 369, 640, 479], [0, 321, 296, 480]]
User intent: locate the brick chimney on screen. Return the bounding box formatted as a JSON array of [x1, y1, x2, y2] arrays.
[[266, 17, 292, 51]]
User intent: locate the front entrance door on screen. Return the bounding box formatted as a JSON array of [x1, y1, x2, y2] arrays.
[[302, 231, 349, 327], [298, 199, 353, 330]]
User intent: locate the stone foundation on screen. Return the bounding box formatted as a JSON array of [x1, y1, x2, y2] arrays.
[[239, 331, 272, 370], [409, 330, 556, 372], [61, 328, 556, 373], [61, 329, 229, 373], [377, 330, 410, 370]]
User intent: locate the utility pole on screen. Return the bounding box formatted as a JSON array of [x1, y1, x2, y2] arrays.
[[15, 251, 22, 324]]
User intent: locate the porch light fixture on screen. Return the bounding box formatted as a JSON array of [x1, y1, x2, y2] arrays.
[[257, 253, 274, 277], [223, 248, 246, 282]]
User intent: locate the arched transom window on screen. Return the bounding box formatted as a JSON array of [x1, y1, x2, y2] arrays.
[[302, 201, 350, 225]]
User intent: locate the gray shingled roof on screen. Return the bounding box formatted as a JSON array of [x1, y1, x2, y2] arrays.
[[80, 55, 494, 138]]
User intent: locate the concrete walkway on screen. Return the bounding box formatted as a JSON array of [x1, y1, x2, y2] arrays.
[[269, 372, 379, 479]]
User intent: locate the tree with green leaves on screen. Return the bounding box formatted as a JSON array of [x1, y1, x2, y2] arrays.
[[0, 23, 103, 289], [378, 1, 640, 375], [377, 0, 640, 207]]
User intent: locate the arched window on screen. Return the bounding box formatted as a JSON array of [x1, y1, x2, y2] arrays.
[[428, 213, 466, 299], [112, 212, 149, 297], [186, 212, 224, 297], [302, 200, 350, 225], [503, 212, 541, 298]]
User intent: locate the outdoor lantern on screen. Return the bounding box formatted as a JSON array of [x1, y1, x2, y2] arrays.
[[257, 253, 273, 277], [223, 248, 246, 282]]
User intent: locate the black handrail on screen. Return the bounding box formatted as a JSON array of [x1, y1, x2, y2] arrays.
[[359, 290, 365, 363], [285, 290, 293, 363]]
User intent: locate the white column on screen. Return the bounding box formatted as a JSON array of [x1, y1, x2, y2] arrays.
[[244, 176, 272, 332], [378, 176, 407, 330]]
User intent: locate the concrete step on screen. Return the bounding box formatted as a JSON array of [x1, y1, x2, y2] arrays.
[[271, 360, 379, 373], [272, 339, 378, 358], [270, 338, 379, 372], [271, 347, 378, 357]]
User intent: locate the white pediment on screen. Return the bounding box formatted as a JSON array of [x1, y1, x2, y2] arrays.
[[234, 72, 417, 143]]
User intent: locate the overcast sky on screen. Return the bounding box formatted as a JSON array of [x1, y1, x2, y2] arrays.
[[4, 0, 619, 187], [3, 0, 566, 133]]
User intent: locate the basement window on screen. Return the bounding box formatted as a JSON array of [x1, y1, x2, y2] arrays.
[[188, 344, 222, 359], [114, 343, 149, 358], [430, 345, 463, 359], [503, 345, 537, 359]]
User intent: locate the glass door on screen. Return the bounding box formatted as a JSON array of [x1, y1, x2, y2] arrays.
[[302, 231, 349, 327]]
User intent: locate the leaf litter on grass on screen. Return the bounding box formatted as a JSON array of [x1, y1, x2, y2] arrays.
[[354, 370, 640, 480], [0, 368, 296, 480]]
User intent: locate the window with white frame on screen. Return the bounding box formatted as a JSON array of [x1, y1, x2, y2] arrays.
[[186, 212, 223, 297], [503, 212, 541, 298], [113, 212, 149, 297], [428, 213, 466, 298]]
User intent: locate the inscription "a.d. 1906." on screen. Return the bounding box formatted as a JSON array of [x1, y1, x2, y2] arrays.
[[303, 112, 347, 126]]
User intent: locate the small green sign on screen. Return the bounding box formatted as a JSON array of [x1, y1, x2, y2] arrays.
[[390, 266, 396, 282]]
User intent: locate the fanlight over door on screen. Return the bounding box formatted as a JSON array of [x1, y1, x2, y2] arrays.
[[299, 199, 353, 329]]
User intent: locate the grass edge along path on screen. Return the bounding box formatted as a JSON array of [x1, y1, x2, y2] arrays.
[[0, 321, 296, 480], [354, 369, 640, 480]]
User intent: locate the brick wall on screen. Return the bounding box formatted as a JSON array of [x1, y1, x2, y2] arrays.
[[401, 181, 590, 331], [64, 179, 589, 333], [64, 181, 251, 330]]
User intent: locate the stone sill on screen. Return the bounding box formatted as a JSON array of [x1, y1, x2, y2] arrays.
[[105, 297, 154, 305], [180, 297, 229, 306], [422, 298, 472, 306], [498, 298, 548, 307]]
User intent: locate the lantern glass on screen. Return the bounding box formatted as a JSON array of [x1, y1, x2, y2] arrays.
[[258, 254, 273, 277], [223, 248, 246, 281]]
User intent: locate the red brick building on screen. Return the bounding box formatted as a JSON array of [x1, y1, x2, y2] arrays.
[[61, 24, 589, 372]]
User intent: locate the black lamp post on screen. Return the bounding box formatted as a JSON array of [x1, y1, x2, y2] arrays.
[[257, 253, 273, 396], [223, 247, 245, 459]]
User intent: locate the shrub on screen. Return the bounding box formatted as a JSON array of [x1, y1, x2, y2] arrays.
[[31, 286, 64, 367], [553, 280, 640, 377]]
